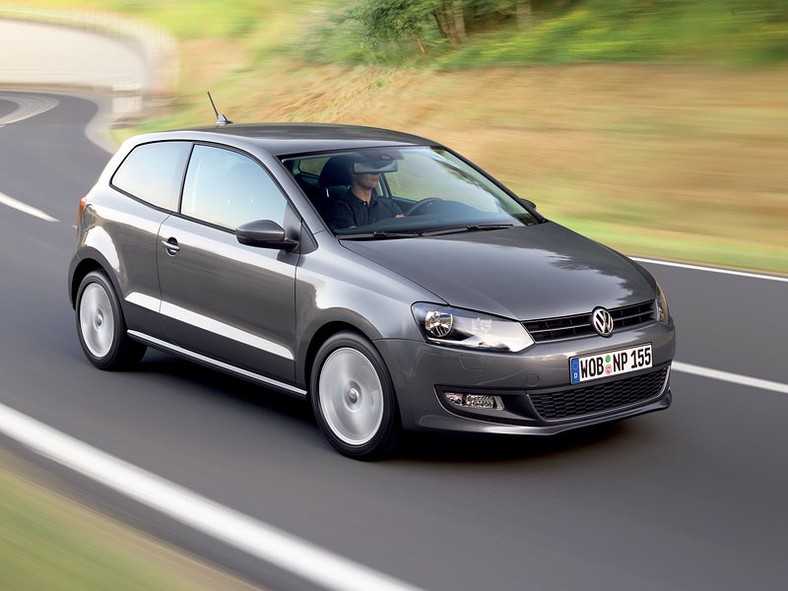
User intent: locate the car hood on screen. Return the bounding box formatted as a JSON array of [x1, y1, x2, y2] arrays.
[[340, 222, 655, 320]]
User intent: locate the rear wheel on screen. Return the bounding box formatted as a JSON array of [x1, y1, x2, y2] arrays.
[[311, 332, 401, 460], [75, 270, 145, 370]]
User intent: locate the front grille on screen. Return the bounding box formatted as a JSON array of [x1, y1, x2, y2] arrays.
[[528, 366, 669, 421], [524, 301, 654, 342]]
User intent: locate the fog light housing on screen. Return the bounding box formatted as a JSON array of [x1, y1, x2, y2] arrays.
[[444, 392, 503, 410]]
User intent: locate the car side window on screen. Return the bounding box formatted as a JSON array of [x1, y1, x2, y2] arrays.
[[111, 141, 191, 211], [181, 145, 288, 229]]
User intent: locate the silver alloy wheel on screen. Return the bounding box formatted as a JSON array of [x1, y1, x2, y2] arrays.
[[318, 347, 384, 446], [79, 282, 115, 358]]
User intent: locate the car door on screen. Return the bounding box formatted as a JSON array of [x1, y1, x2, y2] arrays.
[[106, 140, 192, 339], [156, 144, 299, 386]]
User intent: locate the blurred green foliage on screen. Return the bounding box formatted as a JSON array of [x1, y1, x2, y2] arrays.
[[38, 0, 788, 67], [298, 0, 788, 67], [440, 0, 788, 68], [0, 465, 209, 591]]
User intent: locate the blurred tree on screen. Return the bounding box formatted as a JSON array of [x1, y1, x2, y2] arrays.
[[350, 0, 577, 53], [351, 0, 435, 53], [463, 0, 518, 31], [351, 0, 469, 52], [434, 0, 467, 47]]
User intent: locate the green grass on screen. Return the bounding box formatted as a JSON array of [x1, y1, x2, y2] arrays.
[[0, 458, 249, 591], [549, 213, 788, 276], [438, 0, 788, 69], [506, 174, 788, 277]]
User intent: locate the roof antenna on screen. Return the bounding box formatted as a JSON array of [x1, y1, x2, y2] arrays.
[[207, 91, 232, 127]]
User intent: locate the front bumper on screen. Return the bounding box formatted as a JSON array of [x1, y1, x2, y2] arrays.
[[375, 321, 675, 435]]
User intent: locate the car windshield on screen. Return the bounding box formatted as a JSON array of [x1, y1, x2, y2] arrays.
[[284, 146, 540, 237]]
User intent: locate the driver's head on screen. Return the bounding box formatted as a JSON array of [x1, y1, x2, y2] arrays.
[[351, 169, 380, 191]]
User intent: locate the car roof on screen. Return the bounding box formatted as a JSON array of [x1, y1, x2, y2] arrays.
[[151, 123, 438, 157]]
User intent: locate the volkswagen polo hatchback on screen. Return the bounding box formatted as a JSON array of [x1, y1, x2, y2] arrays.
[[69, 123, 675, 459]]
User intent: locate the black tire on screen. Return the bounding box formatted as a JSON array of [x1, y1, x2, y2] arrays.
[[75, 270, 146, 370], [310, 332, 401, 460]]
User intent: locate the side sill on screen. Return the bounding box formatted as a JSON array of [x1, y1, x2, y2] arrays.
[[127, 330, 308, 398]]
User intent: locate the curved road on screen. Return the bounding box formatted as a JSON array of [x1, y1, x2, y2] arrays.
[[1, 91, 787, 591]]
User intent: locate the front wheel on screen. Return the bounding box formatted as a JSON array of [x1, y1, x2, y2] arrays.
[[311, 332, 401, 460], [75, 270, 146, 370]]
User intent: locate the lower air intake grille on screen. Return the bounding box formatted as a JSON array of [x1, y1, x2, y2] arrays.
[[528, 367, 668, 421]]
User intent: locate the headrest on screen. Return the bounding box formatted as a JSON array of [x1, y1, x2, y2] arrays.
[[318, 155, 354, 187]]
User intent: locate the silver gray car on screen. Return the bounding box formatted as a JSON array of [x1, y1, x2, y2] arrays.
[[68, 123, 675, 459]]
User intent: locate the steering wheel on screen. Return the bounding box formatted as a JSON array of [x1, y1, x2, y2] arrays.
[[405, 197, 444, 217]]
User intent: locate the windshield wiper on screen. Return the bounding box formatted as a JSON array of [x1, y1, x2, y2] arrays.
[[339, 230, 421, 240], [421, 223, 513, 237], [339, 223, 514, 240]]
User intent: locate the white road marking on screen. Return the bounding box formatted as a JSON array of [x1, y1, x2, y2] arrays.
[[0, 402, 424, 591], [0, 93, 59, 125], [0, 359, 783, 591], [672, 361, 788, 394], [631, 257, 788, 283], [0, 191, 58, 222]]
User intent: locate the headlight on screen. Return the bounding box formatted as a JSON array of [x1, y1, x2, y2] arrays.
[[412, 303, 534, 352], [655, 283, 670, 324]]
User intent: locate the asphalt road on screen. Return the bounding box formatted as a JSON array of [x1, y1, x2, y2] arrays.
[[1, 91, 787, 591]]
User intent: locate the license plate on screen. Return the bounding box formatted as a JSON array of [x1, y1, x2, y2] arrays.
[[570, 344, 652, 384]]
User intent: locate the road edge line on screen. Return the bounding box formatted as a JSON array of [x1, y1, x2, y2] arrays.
[[631, 257, 788, 283], [0, 191, 58, 222], [0, 402, 424, 591], [672, 361, 788, 394]]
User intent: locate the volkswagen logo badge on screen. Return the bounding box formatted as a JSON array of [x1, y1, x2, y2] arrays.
[[591, 307, 614, 337]]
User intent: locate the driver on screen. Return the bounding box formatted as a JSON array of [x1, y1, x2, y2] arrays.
[[323, 159, 403, 230]]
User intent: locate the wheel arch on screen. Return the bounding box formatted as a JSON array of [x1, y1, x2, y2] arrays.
[[301, 321, 370, 398], [69, 255, 113, 309]]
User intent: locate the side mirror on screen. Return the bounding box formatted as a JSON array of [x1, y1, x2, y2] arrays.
[[236, 219, 298, 251]]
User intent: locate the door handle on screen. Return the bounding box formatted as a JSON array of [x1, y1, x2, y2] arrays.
[[161, 237, 180, 256]]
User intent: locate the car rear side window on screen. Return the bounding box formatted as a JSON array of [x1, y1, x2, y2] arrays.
[[181, 145, 288, 230], [111, 141, 191, 211]]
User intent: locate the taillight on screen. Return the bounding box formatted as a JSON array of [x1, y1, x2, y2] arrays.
[[78, 197, 87, 227]]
